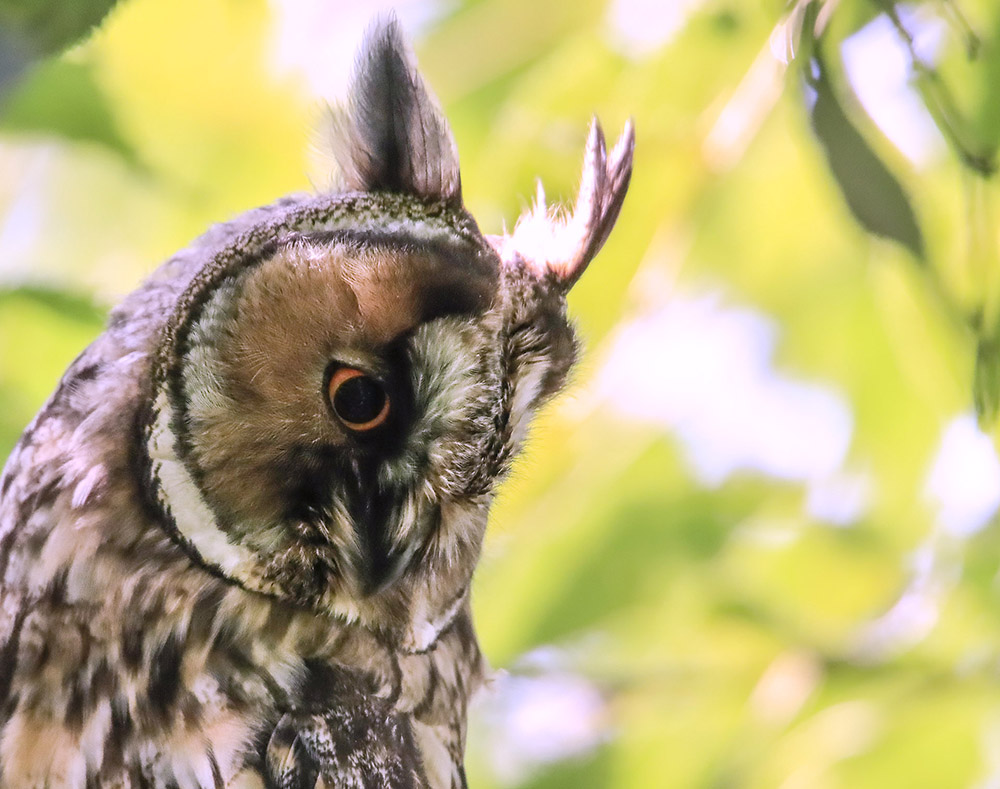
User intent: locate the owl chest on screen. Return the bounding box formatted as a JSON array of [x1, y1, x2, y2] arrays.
[[185, 614, 482, 788], [0, 606, 479, 788]]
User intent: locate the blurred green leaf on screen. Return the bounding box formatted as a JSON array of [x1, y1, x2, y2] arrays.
[[0, 0, 118, 95], [807, 53, 926, 261], [0, 0, 117, 58], [521, 446, 749, 648], [0, 286, 106, 456], [521, 748, 612, 789], [0, 284, 106, 323], [0, 58, 137, 162], [974, 335, 1000, 425], [970, 5, 1000, 153]]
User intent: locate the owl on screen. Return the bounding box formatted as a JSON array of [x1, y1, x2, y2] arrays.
[[0, 18, 633, 789]]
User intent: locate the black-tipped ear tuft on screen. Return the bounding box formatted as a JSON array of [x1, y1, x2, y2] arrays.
[[322, 16, 462, 204]]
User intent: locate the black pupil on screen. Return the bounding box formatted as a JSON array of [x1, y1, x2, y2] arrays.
[[334, 375, 386, 425]]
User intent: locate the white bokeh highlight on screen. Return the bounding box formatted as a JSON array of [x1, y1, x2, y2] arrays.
[[858, 416, 1000, 658], [855, 543, 943, 659], [925, 415, 1000, 538], [0, 146, 54, 284], [806, 469, 873, 526], [605, 0, 709, 57], [475, 666, 609, 786], [840, 10, 946, 166], [268, 0, 448, 99], [596, 293, 853, 488]]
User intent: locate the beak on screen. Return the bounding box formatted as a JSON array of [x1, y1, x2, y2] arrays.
[[343, 457, 418, 597]]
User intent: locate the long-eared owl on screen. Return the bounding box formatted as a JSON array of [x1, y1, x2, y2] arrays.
[[0, 17, 633, 789]]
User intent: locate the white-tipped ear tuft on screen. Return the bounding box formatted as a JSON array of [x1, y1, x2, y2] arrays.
[[319, 15, 462, 204], [488, 118, 635, 291]]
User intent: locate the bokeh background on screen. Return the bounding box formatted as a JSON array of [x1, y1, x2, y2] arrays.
[[3, 0, 1000, 785]]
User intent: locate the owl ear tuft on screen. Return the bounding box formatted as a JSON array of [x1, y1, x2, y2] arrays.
[[322, 16, 462, 204], [488, 118, 635, 292]]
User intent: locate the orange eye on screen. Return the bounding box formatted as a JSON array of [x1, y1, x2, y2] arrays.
[[327, 367, 391, 432]]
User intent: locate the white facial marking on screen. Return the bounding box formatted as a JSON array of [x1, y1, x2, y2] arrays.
[[509, 360, 547, 448], [149, 392, 260, 578]]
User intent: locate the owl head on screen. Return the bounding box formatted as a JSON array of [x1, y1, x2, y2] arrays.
[[141, 19, 633, 640]]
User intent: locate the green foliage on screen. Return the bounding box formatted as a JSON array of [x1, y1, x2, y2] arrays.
[[0, 287, 106, 450], [0, 0, 118, 58], [0, 0, 118, 93], [3, 0, 1000, 786], [807, 51, 926, 261], [0, 58, 137, 161]]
